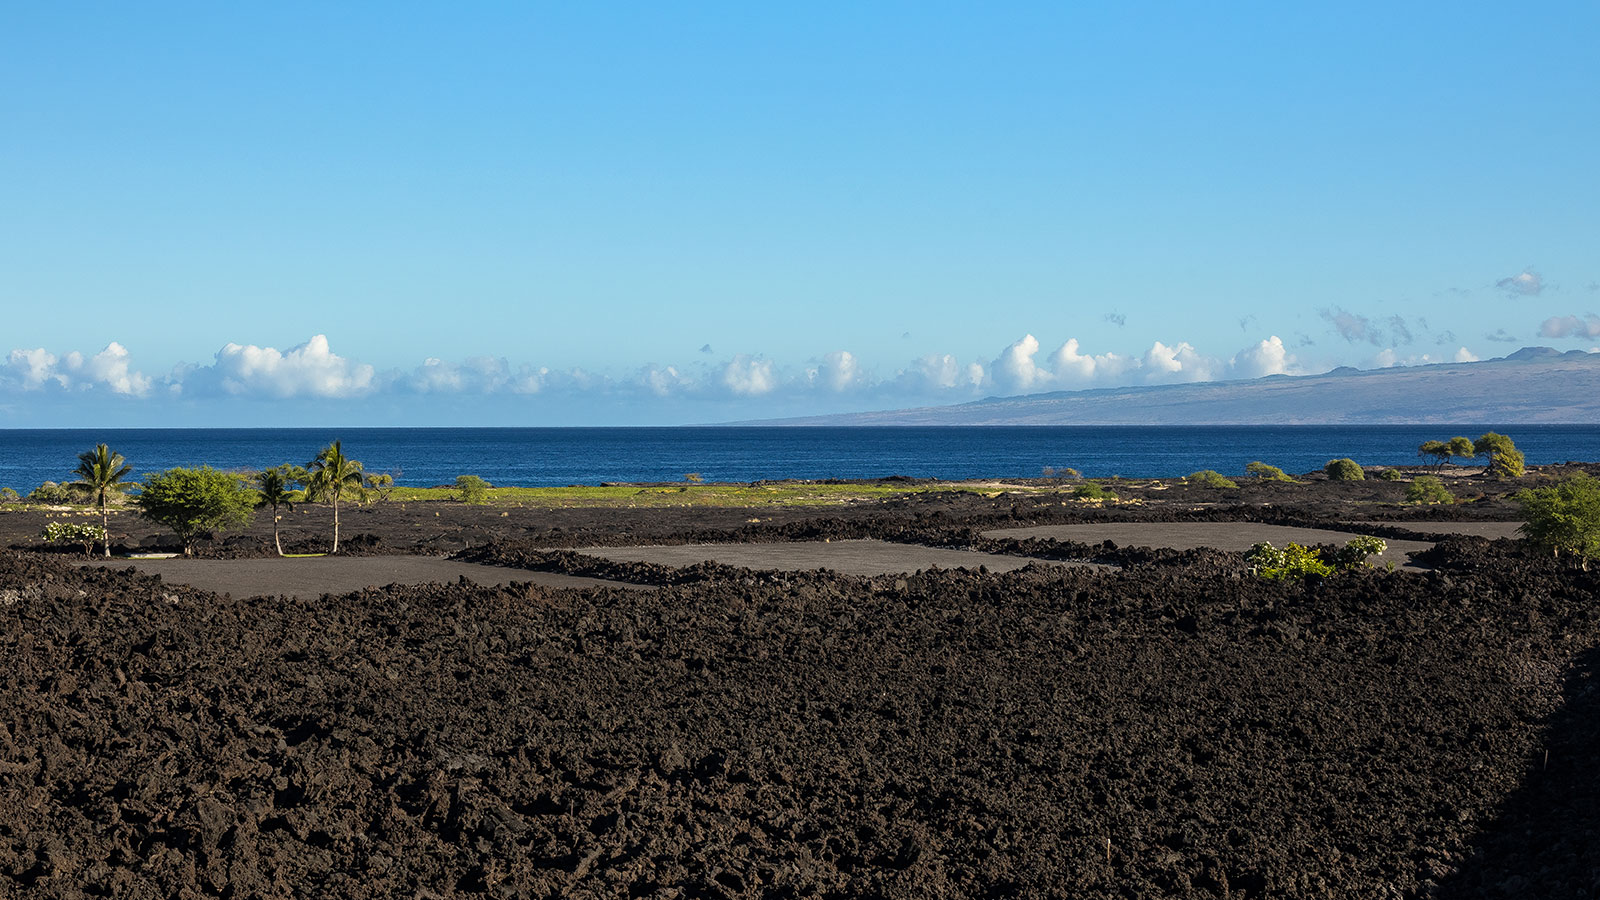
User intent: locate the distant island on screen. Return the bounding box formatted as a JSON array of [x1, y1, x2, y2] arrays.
[[749, 347, 1600, 425]]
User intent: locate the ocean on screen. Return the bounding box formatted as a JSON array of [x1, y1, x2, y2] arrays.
[[2, 425, 1597, 493]]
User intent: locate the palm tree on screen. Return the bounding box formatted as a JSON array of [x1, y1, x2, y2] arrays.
[[72, 444, 132, 557], [307, 441, 364, 553], [255, 467, 301, 556]]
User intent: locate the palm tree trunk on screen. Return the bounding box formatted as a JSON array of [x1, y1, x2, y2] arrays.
[[101, 496, 111, 558], [332, 496, 341, 554], [274, 515, 283, 556]]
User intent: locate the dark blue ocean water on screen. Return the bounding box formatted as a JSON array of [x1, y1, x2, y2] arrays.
[[2, 426, 1597, 491]]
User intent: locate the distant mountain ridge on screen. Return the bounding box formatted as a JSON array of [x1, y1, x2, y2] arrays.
[[755, 348, 1600, 425]]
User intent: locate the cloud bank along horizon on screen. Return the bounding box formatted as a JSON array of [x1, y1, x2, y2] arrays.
[[0, 323, 1542, 426]]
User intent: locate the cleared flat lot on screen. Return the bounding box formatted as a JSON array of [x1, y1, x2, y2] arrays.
[[580, 539, 1109, 576], [983, 522, 1435, 570], [1345, 520, 1524, 540], [87, 556, 649, 599]]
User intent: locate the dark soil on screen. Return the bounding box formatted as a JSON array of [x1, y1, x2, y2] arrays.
[[3, 471, 1599, 897]]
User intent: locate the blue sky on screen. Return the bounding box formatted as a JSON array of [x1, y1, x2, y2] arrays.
[[3, 2, 1597, 425]]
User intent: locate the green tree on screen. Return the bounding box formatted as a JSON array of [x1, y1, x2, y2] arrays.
[[307, 441, 364, 553], [1475, 432, 1525, 479], [1417, 440, 1451, 472], [1324, 458, 1364, 481], [72, 443, 133, 557], [254, 468, 301, 556], [135, 467, 255, 556], [455, 474, 491, 504], [1515, 473, 1600, 568], [364, 472, 395, 502]]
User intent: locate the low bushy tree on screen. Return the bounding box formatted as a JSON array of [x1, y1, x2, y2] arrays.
[[1375, 468, 1404, 481], [28, 481, 72, 504], [1515, 474, 1600, 568], [1405, 475, 1454, 505], [1418, 440, 1451, 472], [456, 474, 491, 504], [1324, 458, 1364, 481], [1186, 470, 1238, 489], [1475, 432, 1525, 479], [135, 467, 255, 556], [364, 472, 396, 502], [0, 487, 18, 502], [1245, 461, 1292, 482]]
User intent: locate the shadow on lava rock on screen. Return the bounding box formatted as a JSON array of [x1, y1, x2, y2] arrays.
[[1438, 646, 1600, 899]]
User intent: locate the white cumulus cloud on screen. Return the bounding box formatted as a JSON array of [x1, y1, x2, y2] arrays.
[[722, 355, 777, 396], [2, 343, 151, 395], [1539, 314, 1600, 339], [202, 335, 376, 399], [1230, 336, 1299, 378], [809, 350, 864, 392]]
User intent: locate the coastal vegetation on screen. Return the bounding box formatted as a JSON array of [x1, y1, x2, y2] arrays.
[[254, 468, 301, 556], [1405, 475, 1454, 505], [455, 474, 491, 504], [1415, 432, 1525, 479], [1474, 431, 1525, 479], [1248, 535, 1387, 579], [134, 467, 255, 556], [1515, 473, 1600, 567], [1324, 458, 1364, 481], [306, 441, 364, 553], [1244, 461, 1292, 482], [72, 444, 133, 557], [41, 521, 106, 556], [1185, 469, 1238, 489]]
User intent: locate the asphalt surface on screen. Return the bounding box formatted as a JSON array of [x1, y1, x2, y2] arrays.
[[579, 538, 1111, 576], [85, 555, 651, 598], [983, 522, 1436, 570]]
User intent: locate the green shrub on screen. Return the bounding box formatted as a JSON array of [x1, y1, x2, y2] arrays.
[[1250, 536, 1386, 579], [1327, 535, 1388, 570], [1245, 461, 1292, 482], [135, 466, 255, 555], [1073, 481, 1118, 501], [1515, 474, 1600, 566], [456, 474, 492, 504], [1375, 468, 1404, 481], [1247, 542, 1333, 580], [28, 481, 73, 504], [1186, 469, 1238, 489], [1324, 458, 1364, 481], [1405, 475, 1454, 505], [0, 487, 18, 502], [42, 521, 106, 555]]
